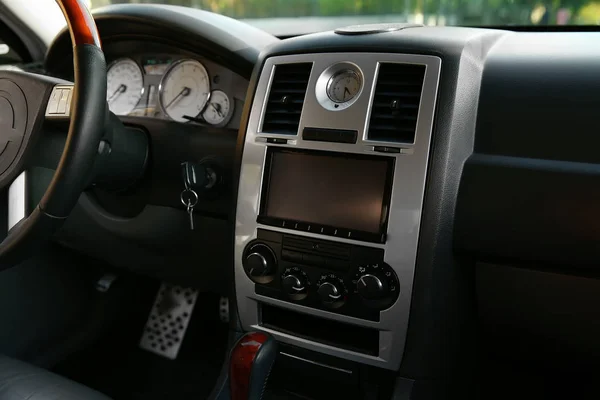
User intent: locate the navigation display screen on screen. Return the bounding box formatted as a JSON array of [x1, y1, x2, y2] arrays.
[[261, 149, 393, 235]]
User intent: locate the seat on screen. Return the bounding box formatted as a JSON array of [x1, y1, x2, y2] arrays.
[[0, 356, 110, 400]]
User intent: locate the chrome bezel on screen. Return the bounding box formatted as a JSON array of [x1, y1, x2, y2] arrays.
[[106, 57, 144, 115], [158, 58, 211, 123], [316, 62, 364, 111], [202, 89, 234, 127]]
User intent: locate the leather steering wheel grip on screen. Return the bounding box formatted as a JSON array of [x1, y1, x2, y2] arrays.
[[39, 0, 106, 218]]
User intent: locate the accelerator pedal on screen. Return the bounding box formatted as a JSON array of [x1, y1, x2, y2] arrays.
[[139, 283, 198, 359]]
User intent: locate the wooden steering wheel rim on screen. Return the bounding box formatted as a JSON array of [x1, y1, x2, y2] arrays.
[[55, 0, 102, 48]]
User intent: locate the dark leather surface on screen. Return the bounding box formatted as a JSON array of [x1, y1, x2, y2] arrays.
[[40, 44, 107, 218], [248, 335, 277, 400], [0, 356, 110, 400]]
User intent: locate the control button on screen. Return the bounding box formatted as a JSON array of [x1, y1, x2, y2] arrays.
[[316, 274, 347, 309], [281, 267, 310, 301], [47, 89, 61, 114], [243, 242, 277, 284], [313, 226, 334, 236], [373, 146, 401, 154], [57, 88, 71, 114], [352, 263, 399, 310], [267, 138, 288, 144], [246, 253, 268, 275], [292, 222, 308, 231], [357, 273, 388, 300], [330, 228, 349, 238]]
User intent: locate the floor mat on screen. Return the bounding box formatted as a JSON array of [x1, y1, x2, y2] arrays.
[[54, 286, 229, 400]]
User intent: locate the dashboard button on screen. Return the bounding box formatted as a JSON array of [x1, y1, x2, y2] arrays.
[[334, 228, 351, 238], [267, 138, 288, 144], [292, 222, 308, 231]]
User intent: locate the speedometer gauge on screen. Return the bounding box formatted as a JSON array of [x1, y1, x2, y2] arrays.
[[106, 58, 144, 115], [159, 59, 210, 122]]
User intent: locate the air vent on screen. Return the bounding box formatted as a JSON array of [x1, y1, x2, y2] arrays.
[[367, 63, 426, 143], [262, 63, 312, 135]]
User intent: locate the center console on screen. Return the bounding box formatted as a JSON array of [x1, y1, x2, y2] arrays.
[[235, 52, 440, 371]]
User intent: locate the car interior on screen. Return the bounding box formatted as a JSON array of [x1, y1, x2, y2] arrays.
[[0, 0, 598, 399]]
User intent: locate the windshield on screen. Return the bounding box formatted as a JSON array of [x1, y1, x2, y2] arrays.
[[4, 0, 600, 46], [91, 1, 600, 26]]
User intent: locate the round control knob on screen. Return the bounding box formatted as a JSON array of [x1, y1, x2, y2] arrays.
[[281, 267, 309, 301], [316, 274, 347, 309], [357, 273, 389, 300], [243, 243, 277, 284], [353, 263, 399, 310]]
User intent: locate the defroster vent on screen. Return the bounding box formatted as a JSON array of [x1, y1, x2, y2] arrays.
[[261, 63, 312, 135], [367, 63, 426, 143]]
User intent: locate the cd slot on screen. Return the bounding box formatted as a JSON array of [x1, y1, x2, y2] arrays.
[[283, 235, 351, 258]]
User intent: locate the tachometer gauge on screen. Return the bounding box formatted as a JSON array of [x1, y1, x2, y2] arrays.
[[159, 59, 210, 122], [202, 90, 233, 126], [106, 58, 144, 115]]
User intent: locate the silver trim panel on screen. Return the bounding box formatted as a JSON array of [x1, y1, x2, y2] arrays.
[[8, 171, 27, 230], [279, 352, 353, 374], [236, 52, 441, 370]]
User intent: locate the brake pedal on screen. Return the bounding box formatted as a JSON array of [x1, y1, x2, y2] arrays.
[[139, 283, 198, 359]]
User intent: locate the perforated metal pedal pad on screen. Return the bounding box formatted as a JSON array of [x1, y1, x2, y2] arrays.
[[139, 283, 198, 359]]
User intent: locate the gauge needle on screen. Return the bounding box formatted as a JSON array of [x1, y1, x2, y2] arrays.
[[165, 86, 191, 109], [108, 84, 127, 103], [210, 102, 224, 118], [343, 86, 351, 100]]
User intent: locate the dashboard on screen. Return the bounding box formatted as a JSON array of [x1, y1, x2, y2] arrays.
[[37, 3, 600, 397]]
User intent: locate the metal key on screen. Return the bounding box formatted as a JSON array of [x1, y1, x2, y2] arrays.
[[180, 188, 198, 230]]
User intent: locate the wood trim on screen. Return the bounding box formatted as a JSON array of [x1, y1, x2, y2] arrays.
[[229, 332, 269, 400], [55, 0, 101, 48]]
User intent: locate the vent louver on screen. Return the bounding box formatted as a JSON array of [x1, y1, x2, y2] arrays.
[[261, 63, 312, 135], [367, 63, 426, 143]]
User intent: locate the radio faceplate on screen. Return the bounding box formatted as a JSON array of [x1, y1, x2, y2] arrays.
[[235, 52, 441, 370]]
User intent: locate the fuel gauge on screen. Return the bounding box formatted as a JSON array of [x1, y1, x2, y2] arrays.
[[202, 90, 233, 126]]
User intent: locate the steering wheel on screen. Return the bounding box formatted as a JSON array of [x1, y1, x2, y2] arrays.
[[0, 0, 106, 268]]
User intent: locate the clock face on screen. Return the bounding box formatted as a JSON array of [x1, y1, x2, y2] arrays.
[[327, 70, 362, 104]]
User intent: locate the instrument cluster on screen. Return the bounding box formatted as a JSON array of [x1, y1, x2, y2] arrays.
[[106, 55, 236, 127]]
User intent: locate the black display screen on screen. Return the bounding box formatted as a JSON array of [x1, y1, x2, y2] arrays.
[[261, 149, 393, 237]]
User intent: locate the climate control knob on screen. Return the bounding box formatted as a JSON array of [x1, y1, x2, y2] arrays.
[[357, 273, 388, 300], [281, 267, 309, 301], [243, 242, 277, 284], [353, 263, 399, 310], [316, 274, 347, 309]]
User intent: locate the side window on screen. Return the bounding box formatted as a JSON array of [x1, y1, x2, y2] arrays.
[[0, 19, 31, 67]]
